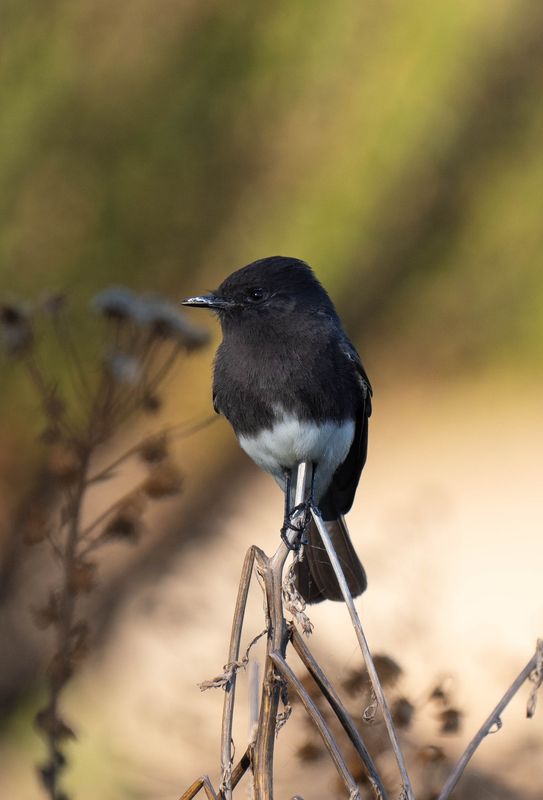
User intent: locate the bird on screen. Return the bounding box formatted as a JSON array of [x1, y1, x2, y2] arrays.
[[182, 256, 372, 603]]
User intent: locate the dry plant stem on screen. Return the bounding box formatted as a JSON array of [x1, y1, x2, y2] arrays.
[[290, 627, 388, 800], [310, 506, 415, 800], [437, 647, 541, 800], [217, 748, 253, 800], [252, 542, 290, 799], [270, 652, 362, 799], [253, 463, 310, 799], [44, 450, 91, 799], [180, 775, 218, 800], [220, 547, 256, 800], [87, 416, 216, 484]]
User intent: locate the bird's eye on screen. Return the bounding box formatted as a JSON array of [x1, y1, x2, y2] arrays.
[[246, 287, 267, 303]]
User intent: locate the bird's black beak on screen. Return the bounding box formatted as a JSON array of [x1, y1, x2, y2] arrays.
[[181, 293, 232, 310]]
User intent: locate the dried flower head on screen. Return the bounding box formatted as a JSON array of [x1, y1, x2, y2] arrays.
[[139, 433, 169, 464], [342, 654, 402, 696], [32, 592, 62, 630], [143, 462, 183, 499], [104, 352, 142, 385], [140, 293, 209, 349], [141, 392, 162, 414], [90, 286, 140, 322], [438, 707, 462, 734], [103, 511, 141, 543], [48, 445, 81, 482], [416, 745, 446, 764], [67, 561, 97, 594], [296, 741, 323, 763], [35, 708, 76, 741], [0, 302, 34, 356], [392, 696, 415, 729], [22, 505, 51, 546]]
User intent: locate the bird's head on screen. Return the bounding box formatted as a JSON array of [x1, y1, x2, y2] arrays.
[[181, 256, 336, 324]]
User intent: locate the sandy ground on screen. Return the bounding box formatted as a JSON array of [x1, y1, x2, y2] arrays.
[[2, 374, 542, 799]]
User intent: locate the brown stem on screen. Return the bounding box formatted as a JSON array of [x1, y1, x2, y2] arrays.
[[290, 625, 387, 799], [438, 645, 543, 800], [42, 449, 91, 798], [220, 547, 256, 799], [270, 652, 362, 799]]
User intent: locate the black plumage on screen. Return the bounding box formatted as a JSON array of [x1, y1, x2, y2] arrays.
[[182, 256, 372, 602]]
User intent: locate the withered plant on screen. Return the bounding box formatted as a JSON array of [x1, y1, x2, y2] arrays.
[[0, 287, 210, 800], [181, 463, 543, 800]]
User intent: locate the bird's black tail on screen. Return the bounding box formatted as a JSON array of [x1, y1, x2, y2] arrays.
[[294, 501, 367, 604]]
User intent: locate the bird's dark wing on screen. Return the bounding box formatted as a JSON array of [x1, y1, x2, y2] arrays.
[[325, 339, 372, 517]]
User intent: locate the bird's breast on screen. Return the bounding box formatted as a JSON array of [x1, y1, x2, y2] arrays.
[[238, 408, 355, 498]]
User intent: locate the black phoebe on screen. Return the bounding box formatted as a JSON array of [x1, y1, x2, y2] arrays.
[[182, 256, 372, 603]]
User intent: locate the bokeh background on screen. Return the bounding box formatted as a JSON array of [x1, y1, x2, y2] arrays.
[[1, 1, 542, 798]]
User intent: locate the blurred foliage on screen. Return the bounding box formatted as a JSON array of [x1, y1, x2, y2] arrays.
[[1, 0, 542, 358]]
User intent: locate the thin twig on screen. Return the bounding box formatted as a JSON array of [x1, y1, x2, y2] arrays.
[[310, 505, 415, 800], [290, 625, 388, 799], [87, 416, 216, 484], [179, 775, 219, 800], [270, 651, 362, 799], [219, 547, 257, 800], [437, 642, 543, 800]]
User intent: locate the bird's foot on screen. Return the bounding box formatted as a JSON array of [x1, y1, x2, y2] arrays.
[[280, 501, 312, 550]]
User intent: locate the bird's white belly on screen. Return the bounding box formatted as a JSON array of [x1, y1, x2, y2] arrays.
[[238, 412, 355, 499]]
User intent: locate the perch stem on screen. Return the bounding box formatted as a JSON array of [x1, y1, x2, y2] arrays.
[[220, 547, 256, 799], [270, 651, 362, 799], [253, 463, 310, 799], [290, 626, 388, 799], [310, 506, 415, 800]]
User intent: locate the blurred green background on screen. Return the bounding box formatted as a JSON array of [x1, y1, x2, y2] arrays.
[[1, 1, 542, 798]]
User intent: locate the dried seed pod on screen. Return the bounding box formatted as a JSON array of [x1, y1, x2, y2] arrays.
[[31, 592, 62, 630], [103, 512, 141, 543], [143, 462, 183, 499], [22, 506, 51, 546], [139, 433, 169, 464], [141, 392, 162, 414], [35, 708, 76, 741], [0, 302, 34, 357], [140, 293, 210, 349], [296, 741, 323, 762], [90, 286, 140, 322], [48, 445, 81, 482], [438, 707, 462, 734], [392, 696, 415, 729], [66, 561, 97, 594], [417, 744, 446, 764]]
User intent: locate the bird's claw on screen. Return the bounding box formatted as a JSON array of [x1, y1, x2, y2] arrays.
[[280, 501, 313, 549]]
